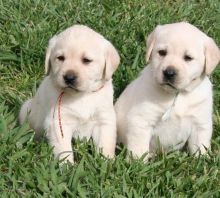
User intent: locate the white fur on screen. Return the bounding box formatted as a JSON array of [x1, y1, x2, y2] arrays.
[[19, 25, 120, 163], [115, 22, 220, 160]]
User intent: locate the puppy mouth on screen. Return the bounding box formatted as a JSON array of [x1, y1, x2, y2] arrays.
[[161, 82, 177, 90], [65, 85, 81, 92]]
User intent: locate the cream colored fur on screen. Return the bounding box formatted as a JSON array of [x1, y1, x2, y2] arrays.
[[115, 22, 220, 160], [19, 25, 120, 163]]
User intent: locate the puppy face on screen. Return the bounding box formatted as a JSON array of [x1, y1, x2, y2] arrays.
[[146, 22, 220, 92], [45, 25, 120, 92]]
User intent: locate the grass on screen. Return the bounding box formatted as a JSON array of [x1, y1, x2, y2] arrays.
[[0, 0, 220, 196]]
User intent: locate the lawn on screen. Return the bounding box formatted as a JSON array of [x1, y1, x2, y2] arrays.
[[0, 0, 220, 197]]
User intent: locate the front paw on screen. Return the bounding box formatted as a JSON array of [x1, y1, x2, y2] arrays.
[[103, 150, 115, 159], [127, 151, 153, 163], [56, 151, 74, 164], [189, 143, 210, 156], [98, 146, 115, 159]]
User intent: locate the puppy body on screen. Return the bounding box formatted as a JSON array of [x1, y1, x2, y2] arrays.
[[116, 66, 212, 156], [19, 25, 120, 163], [115, 22, 220, 159]]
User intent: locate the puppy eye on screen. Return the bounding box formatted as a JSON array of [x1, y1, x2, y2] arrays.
[[184, 55, 193, 61], [82, 57, 92, 64], [57, 55, 65, 61], [158, 49, 167, 57]]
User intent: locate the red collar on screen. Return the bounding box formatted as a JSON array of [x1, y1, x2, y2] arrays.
[[53, 91, 65, 138], [53, 83, 105, 138], [93, 84, 105, 92]]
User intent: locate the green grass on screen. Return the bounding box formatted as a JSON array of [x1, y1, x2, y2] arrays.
[[0, 0, 220, 196]]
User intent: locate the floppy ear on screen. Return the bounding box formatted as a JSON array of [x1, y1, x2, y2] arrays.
[[145, 25, 162, 63], [104, 41, 120, 80], [145, 30, 156, 63], [204, 37, 220, 75], [44, 36, 57, 75]]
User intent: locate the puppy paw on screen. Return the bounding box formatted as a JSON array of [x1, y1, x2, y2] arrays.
[[102, 150, 115, 159], [57, 151, 74, 164], [126, 152, 153, 163]]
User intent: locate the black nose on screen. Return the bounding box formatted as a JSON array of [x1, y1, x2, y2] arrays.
[[63, 71, 77, 85], [163, 67, 177, 80]]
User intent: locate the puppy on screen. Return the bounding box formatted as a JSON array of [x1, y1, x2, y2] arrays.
[[115, 22, 220, 160], [19, 25, 120, 163]]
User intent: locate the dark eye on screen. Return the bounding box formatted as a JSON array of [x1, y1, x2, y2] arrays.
[[184, 55, 193, 61], [57, 55, 65, 61], [158, 49, 167, 57], [82, 57, 92, 64]]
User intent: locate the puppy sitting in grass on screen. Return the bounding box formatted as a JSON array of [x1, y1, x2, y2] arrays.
[[19, 25, 120, 163], [115, 22, 220, 161]]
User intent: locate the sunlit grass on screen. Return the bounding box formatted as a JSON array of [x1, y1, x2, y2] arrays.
[[0, 0, 220, 196]]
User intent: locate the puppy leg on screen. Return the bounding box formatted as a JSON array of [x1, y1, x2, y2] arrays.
[[45, 119, 74, 163], [127, 126, 152, 161], [19, 99, 32, 124], [188, 122, 212, 155], [93, 110, 116, 158], [188, 100, 212, 155], [125, 113, 155, 162], [49, 135, 74, 163]]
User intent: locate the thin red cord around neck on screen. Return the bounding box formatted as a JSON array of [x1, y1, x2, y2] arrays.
[[53, 91, 65, 138], [53, 84, 104, 138]]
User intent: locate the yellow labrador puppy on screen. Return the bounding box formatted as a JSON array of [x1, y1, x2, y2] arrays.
[[115, 22, 220, 160], [19, 25, 120, 163]]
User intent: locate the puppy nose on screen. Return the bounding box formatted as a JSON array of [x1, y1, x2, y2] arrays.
[[63, 71, 77, 85], [163, 67, 177, 80]]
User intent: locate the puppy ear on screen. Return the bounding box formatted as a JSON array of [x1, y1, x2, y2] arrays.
[[45, 36, 57, 75], [146, 26, 162, 63], [204, 37, 220, 75], [145, 30, 156, 63], [104, 41, 120, 80]]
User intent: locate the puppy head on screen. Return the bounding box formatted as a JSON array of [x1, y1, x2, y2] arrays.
[[45, 25, 120, 92], [146, 22, 220, 92]]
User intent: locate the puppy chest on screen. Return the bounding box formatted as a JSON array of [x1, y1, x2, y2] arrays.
[[61, 104, 99, 136], [73, 118, 98, 139], [63, 105, 98, 124], [152, 116, 192, 150]]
